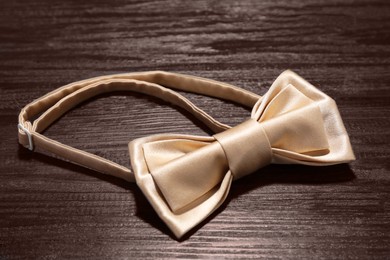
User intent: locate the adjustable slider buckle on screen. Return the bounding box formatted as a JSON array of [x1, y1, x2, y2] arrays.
[[18, 123, 34, 151]]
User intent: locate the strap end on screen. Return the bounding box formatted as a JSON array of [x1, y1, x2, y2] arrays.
[[18, 123, 34, 151]]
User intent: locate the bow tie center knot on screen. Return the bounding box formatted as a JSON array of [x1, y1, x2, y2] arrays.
[[214, 119, 272, 180]]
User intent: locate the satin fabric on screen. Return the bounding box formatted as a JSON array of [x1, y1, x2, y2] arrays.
[[129, 70, 355, 238], [18, 70, 355, 239]]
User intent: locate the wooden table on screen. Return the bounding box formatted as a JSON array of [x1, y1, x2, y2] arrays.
[[1, 0, 389, 259]]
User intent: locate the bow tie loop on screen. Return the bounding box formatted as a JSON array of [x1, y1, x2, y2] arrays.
[[139, 119, 272, 214], [213, 119, 272, 180]]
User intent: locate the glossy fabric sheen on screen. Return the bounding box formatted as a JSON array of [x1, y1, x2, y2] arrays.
[[214, 119, 272, 180], [18, 70, 355, 239]]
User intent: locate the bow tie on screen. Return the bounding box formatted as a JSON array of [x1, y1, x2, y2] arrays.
[[18, 70, 355, 239]]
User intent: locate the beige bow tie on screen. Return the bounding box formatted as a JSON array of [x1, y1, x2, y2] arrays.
[[18, 70, 355, 239]]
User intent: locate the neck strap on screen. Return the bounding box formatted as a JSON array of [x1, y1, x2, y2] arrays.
[[18, 71, 261, 182]]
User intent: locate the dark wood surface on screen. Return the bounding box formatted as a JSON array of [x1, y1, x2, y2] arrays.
[[1, 0, 389, 259]]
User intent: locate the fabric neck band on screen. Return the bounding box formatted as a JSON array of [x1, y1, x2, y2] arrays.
[[18, 71, 261, 182]]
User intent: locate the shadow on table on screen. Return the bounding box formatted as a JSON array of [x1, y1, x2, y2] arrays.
[[18, 142, 355, 241], [131, 162, 356, 241], [172, 163, 356, 241]]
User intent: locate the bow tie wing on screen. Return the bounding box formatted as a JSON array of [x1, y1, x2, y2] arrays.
[[142, 138, 229, 213], [251, 70, 355, 164], [129, 134, 233, 238]]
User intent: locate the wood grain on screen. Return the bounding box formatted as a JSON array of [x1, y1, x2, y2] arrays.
[[1, 0, 389, 259]]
